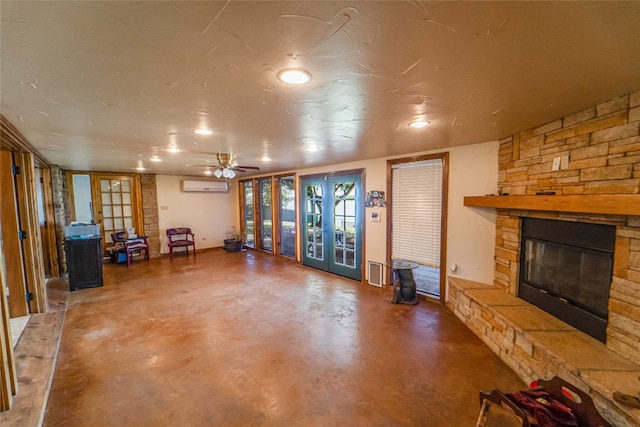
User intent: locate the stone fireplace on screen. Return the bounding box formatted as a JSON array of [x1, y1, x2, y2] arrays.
[[492, 91, 640, 366], [449, 90, 640, 426]]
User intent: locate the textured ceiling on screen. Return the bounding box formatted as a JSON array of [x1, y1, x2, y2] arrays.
[[2, 1, 640, 177]]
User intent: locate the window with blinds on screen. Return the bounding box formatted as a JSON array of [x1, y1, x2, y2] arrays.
[[391, 159, 443, 266]]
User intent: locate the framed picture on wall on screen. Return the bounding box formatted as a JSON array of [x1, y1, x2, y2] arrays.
[[366, 191, 386, 207]]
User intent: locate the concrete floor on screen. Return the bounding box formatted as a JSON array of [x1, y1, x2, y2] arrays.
[[43, 249, 525, 426]]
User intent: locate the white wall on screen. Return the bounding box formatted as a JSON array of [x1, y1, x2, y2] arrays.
[[252, 141, 499, 286], [153, 141, 499, 286], [156, 175, 239, 254], [445, 141, 499, 284]]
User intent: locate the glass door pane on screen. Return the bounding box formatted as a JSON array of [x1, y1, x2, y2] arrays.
[[242, 181, 255, 248], [278, 176, 296, 258], [259, 178, 273, 252], [327, 174, 361, 280], [98, 177, 135, 244], [333, 181, 357, 268], [301, 178, 327, 271], [305, 183, 324, 262]]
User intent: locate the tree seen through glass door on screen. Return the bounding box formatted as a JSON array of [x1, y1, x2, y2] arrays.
[[242, 181, 254, 248], [259, 178, 273, 252], [301, 173, 362, 281], [333, 182, 356, 268]]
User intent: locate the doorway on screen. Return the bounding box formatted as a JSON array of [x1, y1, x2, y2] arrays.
[[388, 153, 448, 300], [68, 172, 144, 253], [300, 172, 363, 280]]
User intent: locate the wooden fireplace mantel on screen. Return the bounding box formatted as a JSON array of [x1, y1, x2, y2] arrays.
[[463, 194, 640, 216]]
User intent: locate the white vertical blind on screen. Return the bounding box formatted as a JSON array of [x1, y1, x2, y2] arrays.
[[392, 159, 443, 266]]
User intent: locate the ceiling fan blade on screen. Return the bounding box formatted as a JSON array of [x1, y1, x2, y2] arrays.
[[235, 165, 261, 170], [186, 164, 219, 168], [233, 168, 247, 173]]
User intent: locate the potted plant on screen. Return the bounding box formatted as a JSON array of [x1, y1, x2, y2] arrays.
[[223, 226, 245, 252]]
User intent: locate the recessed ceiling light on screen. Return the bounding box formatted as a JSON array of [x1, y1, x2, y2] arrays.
[[204, 170, 213, 175], [409, 120, 430, 128], [304, 145, 320, 152], [278, 69, 312, 85], [166, 146, 181, 153], [150, 156, 162, 162], [195, 129, 213, 135], [261, 155, 271, 162], [135, 166, 147, 171]]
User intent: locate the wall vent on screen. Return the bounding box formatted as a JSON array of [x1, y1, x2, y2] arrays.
[[368, 261, 383, 287]]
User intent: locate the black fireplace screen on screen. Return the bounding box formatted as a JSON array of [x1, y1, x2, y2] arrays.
[[519, 218, 615, 342]]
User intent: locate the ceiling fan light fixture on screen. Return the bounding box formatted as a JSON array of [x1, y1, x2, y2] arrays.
[[213, 169, 223, 178], [278, 68, 312, 85], [409, 120, 430, 128]]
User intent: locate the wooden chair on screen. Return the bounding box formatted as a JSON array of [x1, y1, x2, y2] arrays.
[[166, 227, 196, 258], [111, 230, 149, 267], [109, 231, 127, 264]]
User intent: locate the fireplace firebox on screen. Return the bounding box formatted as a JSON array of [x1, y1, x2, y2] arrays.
[[519, 218, 615, 343]]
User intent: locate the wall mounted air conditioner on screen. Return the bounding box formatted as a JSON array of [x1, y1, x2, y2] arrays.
[[181, 180, 229, 193]]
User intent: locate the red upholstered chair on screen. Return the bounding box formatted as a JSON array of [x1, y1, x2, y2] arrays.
[[166, 228, 196, 258]]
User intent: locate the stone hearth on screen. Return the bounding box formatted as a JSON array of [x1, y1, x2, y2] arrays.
[[447, 277, 640, 427]]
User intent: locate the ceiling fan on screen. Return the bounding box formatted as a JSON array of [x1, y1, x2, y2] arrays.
[[192, 153, 260, 179]]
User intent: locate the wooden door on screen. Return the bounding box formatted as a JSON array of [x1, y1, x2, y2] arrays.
[[0, 151, 29, 317], [91, 175, 144, 250]]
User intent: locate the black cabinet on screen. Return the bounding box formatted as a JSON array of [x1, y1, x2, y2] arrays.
[[65, 237, 103, 291]]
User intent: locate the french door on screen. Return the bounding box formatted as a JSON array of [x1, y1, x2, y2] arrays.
[[301, 172, 363, 280], [96, 176, 138, 245], [68, 172, 144, 252], [277, 176, 296, 258]]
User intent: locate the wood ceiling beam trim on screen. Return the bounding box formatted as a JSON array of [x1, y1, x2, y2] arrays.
[[0, 115, 49, 168]]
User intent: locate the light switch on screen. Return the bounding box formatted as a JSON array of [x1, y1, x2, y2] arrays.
[[552, 157, 561, 171]]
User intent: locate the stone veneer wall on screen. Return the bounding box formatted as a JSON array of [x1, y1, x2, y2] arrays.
[[50, 166, 70, 275], [493, 91, 640, 364], [140, 174, 160, 259]]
